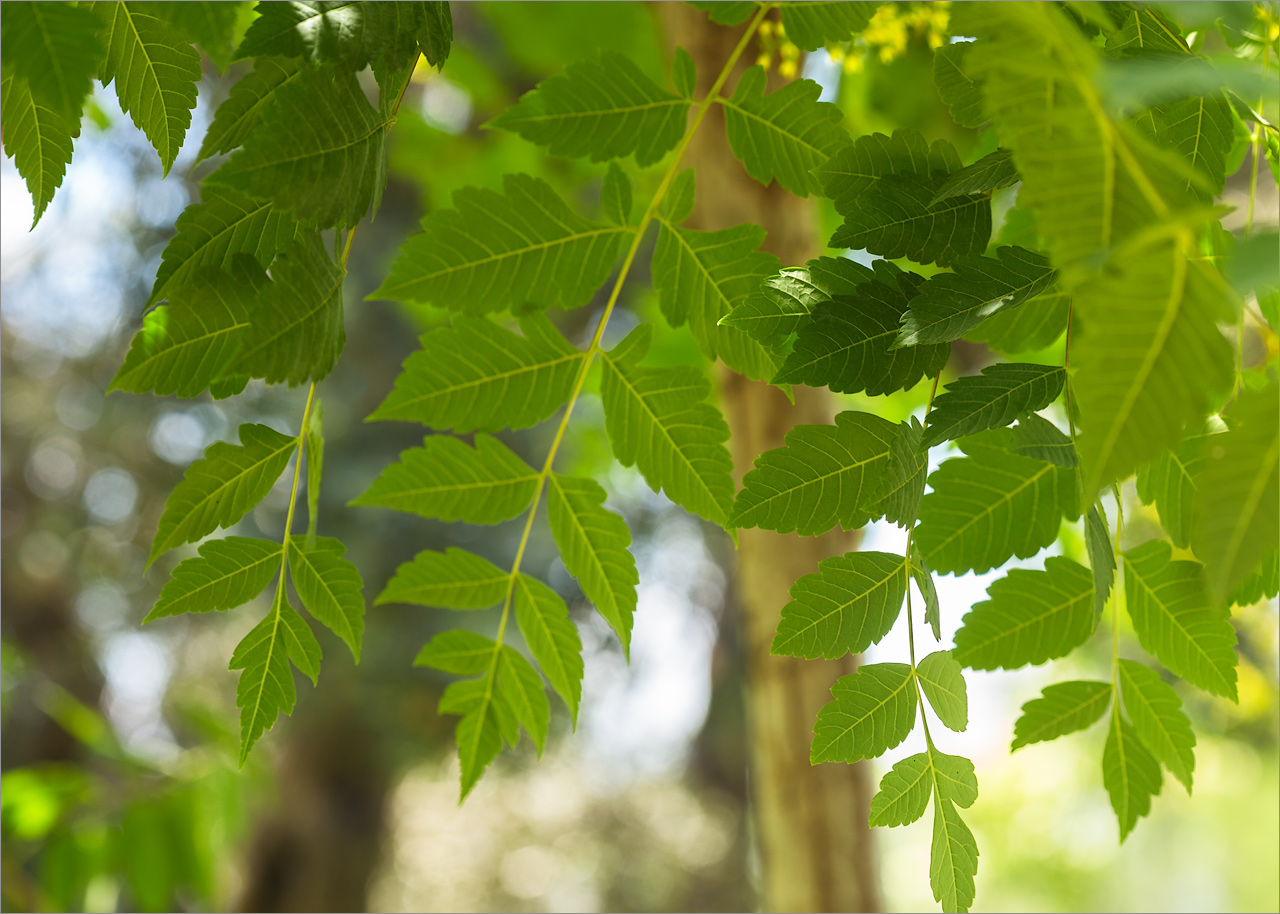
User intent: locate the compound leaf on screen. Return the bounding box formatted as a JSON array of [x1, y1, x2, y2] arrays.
[[378, 547, 509, 609], [730, 411, 898, 535], [599, 325, 735, 527], [547, 474, 638, 656], [870, 751, 978, 828], [513, 574, 583, 725], [490, 52, 688, 166], [374, 173, 630, 313], [953, 557, 1095, 670], [1123, 539, 1238, 700], [288, 535, 364, 662], [145, 536, 281, 622], [772, 551, 908, 660], [1103, 713, 1163, 842], [353, 434, 539, 525], [414, 630, 495, 675], [1, 1, 104, 119], [923, 363, 1065, 449], [150, 423, 296, 565], [451, 675, 505, 800], [811, 662, 917, 764], [1117, 659, 1195, 790], [719, 66, 848, 197], [198, 56, 303, 163], [917, 651, 968, 732], [1011, 680, 1112, 750], [371, 314, 584, 431]]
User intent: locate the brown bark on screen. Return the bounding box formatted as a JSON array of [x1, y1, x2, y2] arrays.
[[657, 7, 882, 913]]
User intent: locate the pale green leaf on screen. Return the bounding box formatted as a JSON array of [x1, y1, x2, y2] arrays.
[[414, 630, 496, 675], [729, 410, 897, 535], [370, 314, 584, 431], [498, 645, 549, 756], [870, 751, 977, 828], [547, 474, 638, 656], [1102, 713, 1162, 842], [780, 2, 879, 51], [868, 418, 928, 528], [145, 536, 281, 622], [718, 66, 848, 197], [811, 662, 917, 763], [232, 232, 345, 386], [1011, 680, 1112, 750], [211, 65, 390, 229], [923, 364, 1065, 449], [930, 148, 1019, 204], [601, 161, 632, 226], [378, 547, 509, 609], [450, 675, 505, 800], [514, 574, 583, 724], [1117, 659, 1195, 790], [930, 799, 979, 913], [489, 52, 688, 166], [1009, 413, 1077, 467], [1192, 385, 1279, 604], [1136, 424, 1212, 549], [353, 434, 540, 525], [305, 400, 324, 545], [1123, 539, 1238, 700], [933, 42, 985, 130], [0, 71, 81, 227], [1, 1, 103, 119], [912, 543, 942, 641], [93, 1, 200, 174], [373, 173, 630, 313], [148, 184, 305, 307], [1139, 90, 1234, 203], [197, 56, 302, 163], [953, 557, 1095, 670], [1228, 550, 1279, 608], [652, 220, 781, 380], [897, 246, 1058, 347], [1104, 7, 1188, 55], [599, 325, 736, 527], [916, 437, 1079, 575], [917, 651, 967, 732], [772, 551, 908, 660], [1086, 505, 1116, 618], [288, 535, 364, 661], [150, 423, 296, 565]]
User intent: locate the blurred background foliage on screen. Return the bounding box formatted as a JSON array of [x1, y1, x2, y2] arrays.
[[1, 2, 1276, 912]]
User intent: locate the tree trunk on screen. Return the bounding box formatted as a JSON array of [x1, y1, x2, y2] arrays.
[[657, 7, 882, 912]]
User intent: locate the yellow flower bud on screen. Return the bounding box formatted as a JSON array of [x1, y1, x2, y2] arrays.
[[779, 59, 798, 78]]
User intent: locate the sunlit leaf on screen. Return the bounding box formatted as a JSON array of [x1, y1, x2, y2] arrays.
[[145, 536, 281, 622], [811, 662, 917, 763], [1011, 680, 1112, 750], [378, 548, 510, 609], [772, 551, 908, 660]]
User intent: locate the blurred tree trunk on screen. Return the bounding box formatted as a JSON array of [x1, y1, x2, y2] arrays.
[[658, 7, 882, 912]]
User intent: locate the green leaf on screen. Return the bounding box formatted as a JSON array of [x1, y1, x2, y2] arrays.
[[1104, 7, 1188, 55], [148, 184, 304, 307], [774, 267, 950, 396], [1192, 385, 1279, 604], [930, 148, 1019, 204], [870, 751, 978, 828], [930, 798, 979, 913], [210, 65, 390, 229], [718, 66, 849, 197], [150, 423, 297, 565], [513, 574, 583, 724], [378, 547, 510, 609], [415, 1, 452, 68], [811, 662, 917, 763], [912, 543, 942, 641], [1, 71, 80, 227], [231, 593, 314, 766], [364, 2, 429, 101], [1, 1, 103, 119], [923, 364, 1065, 450], [353, 433, 540, 525], [370, 315, 584, 431], [780, 2, 879, 51], [414, 630, 496, 675], [112, 258, 266, 398], [1086, 505, 1116, 618], [868, 418, 929, 528], [197, 56, 302, 163], [1011, 681, 1112, 751], [687, 1, 756, 25], [816, 127, 956, 215], [374, 173, 630, 313], [450, 676, 506, 799], [897, 247, 1058, 347], [92, 1, 201, 174], [933, 42, 985, 129], [232, 233, 346, 386], [1102, 712, 1163, 842], [145, 536, 281, 622], [917, 651, 968, 732], [662, 167, 696, 223], [1117, 659, 1195, 790], [489, 52, 689, 166], [1123, 539, 1238, 700], [1143, 94, 1234, 203], [964, 289, 1069, 354], [233, 0, 369, 66], [601, 161, 633, 226], [599, 325, 736, 527], [730, 411, 898, 536], [772, 551, 908, 660], [305, 400, 324, 545], [288, 535, 364, 662], [547, 474, 638, 656], [1228, 550, 1279, 608], [651, 220, 781, 380], [952, 557, 1096, 670], [1009, 414, 1077, 467], [498, 645, 549, 756], [672, 46, 696, 99], [152, 1, 243, 70], [916, 438, 1079, 575]]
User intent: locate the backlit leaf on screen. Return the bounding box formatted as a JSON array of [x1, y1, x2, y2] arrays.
[[1086, 505, 1116, 618], [780, 2, 879, 51], [378, 547, 510, 609], [414, 630, 496, 675], [145, 536, 281, 622], [870, 751, 978, 828], [1117, 659, 1195, 790], [1009, 414, 1077, 467], [231, 593, 315, 766], [912, 543, 942, 641], [198, 56, 302, 163], [811, 662, 917, 763], [1, 1, 103, 119], [772, 551, 908, 660], [1135, 426, 1213, 550], [288, 535, 364, 661], [923, 364, 1065, 449], [0, 71, 80, 229], [1102, 713, 1162, 841], [601, 161, 632, 226], [867, 418, 928, 528], [930, 798, 979, 913], [929, 148, 1019, 204], [498, 645, 549, 756], [513, 574, 583, 724], [917, 651, 968, 732], [933, 42, 985, 129], [1011, 680, 1112, 750]]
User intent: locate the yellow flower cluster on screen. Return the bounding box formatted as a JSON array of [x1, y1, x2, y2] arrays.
[[755, 19, 802, 78], [836, 2, 951, 74]]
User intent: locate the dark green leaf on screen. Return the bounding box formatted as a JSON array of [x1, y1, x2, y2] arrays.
[[0, 71, 79, 227], [817, 128, 957, 216], [933, 42, 985, 129], [930, 148, 1019, 204], [233, 0, 369, 66], [811, 662, 917, 763], [198, 56, 303, 163], [923, 363, 1065, 449], [416, 1, 452, 68], [601, 161, 633, 226], [964, 289, 1069, 354], [868, 418, 929, 528], [772, 551, 908, 660], [152, 1, 243, 70], [1, 1, 103, 119], [1011, 680, 1112, 750]]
